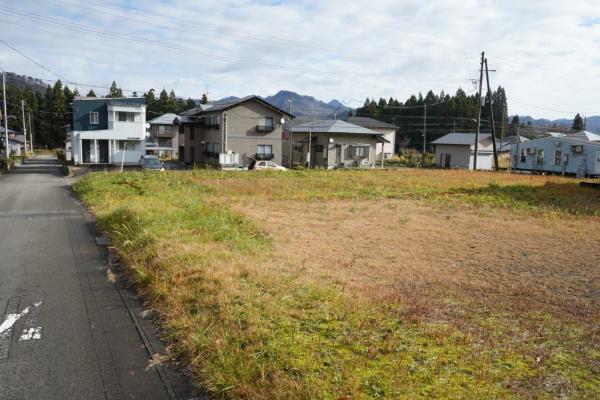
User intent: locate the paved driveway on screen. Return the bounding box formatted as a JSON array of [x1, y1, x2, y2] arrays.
[[0, 156, 190, 399]]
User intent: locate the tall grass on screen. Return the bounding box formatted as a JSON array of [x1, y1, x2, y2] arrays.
[[74, 170, 600, 399]]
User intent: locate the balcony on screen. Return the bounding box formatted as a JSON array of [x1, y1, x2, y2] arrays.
[[154, 129, 178, 137], [205, 123, 220, 129], [256, 124, 275, 132], [254, 153, 274, 161]]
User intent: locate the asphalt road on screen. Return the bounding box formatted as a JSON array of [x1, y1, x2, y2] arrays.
[[0, 156, 191, 400]]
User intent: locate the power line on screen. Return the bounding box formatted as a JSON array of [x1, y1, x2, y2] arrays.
[[59, 0, 478, 62], [0, 5, 474, 86]]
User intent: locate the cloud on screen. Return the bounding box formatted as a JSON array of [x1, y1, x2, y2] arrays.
[[0, 0, 598, 119]]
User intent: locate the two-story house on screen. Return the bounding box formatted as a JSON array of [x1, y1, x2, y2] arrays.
[[175, 96, 293, 168], [70, 97, 147, 165], [146, 113, 180, 160]]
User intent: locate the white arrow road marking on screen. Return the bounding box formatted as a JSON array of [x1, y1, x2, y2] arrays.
[[0, 302, 42, 335], [18, 301, 44, 342], [0, 302, 40, 334], [19, 327, 43, 341]]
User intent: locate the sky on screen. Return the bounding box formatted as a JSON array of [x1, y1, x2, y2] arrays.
[[0, 0, 599, 119]]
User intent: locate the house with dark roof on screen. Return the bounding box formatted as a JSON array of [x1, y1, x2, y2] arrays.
[[348, 117, 397, 159], [289, 120, 389, 168], [432, 133, 495, 170], [175, 96, 293, 167], [147, 113, 180, 160], [70, 97, 147, 165]]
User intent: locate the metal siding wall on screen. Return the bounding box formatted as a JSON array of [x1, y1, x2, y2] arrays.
[[512, 137, 600, 175]]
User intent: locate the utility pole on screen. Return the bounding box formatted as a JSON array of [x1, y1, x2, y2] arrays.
[[473, 51, 485, 170], [21, 100, 28, 154], [484, 58, 499, 171], [307, 123, 312, 169], [28, 112, 33, 154], [2, 71, 8, 158], [423, 104, 427, 153], [288, 95, 293, 168], [584, 116, 587, 131], [223, 111, 228, 154]]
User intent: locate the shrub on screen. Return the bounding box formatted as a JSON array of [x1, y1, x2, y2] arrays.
[[56, 150, 66, 162], [387, 150, 435, 168], [0, 157, 15, 173]]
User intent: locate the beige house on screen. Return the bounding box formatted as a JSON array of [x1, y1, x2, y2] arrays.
[[432, 133, 495, 170], [289, 120, 389, 169], [147, 113, 180, 160], [176, 96, 293, 168], [348, 117, 397, 159]]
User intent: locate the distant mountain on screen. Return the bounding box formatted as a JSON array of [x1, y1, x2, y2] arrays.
[[264, 90, 350, 119], [515, 115, 600, 133]]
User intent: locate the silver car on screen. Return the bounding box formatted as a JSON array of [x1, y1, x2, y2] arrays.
[[138, 155, 165, 171]]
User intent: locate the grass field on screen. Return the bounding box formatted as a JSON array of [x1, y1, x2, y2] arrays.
[[73, 169, 600, 399]]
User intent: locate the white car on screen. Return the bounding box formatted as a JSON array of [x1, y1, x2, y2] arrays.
[[248, 160, 287, 171]]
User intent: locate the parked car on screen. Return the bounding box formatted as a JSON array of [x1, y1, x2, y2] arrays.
[[138, 155, 165, 171], [248, 160, 287, 171]]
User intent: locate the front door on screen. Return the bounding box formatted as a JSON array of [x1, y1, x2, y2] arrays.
[[98, 140, 109, 164], [179, 146, 184, 162], [82, 140, 91, 163], [444, 153, 451, 168]]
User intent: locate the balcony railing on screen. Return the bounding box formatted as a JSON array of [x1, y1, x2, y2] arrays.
[[205, 123, 220, 129], [256, 125, 275, 132], [155, 130, 177, 137], [254, 153, 274, 160]]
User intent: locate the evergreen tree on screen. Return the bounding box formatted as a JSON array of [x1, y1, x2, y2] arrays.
[[107, 81, 123, 98], [200, 93, 208, 104], [572, 113, 584, 131], [86, 89, 96, 97], [185, 98, 196, 110]]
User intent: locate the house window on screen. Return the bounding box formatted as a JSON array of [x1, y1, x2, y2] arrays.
[[118, 112, 135, 122], [257, 145, 273, 155], [89, 112, 99, 125], [520, 149, 526, 163], [259, 117, 274, 128], [554, 150, 562, 165], [536, 149, 545, 165], [189, 126, 195, 141], [350, 145, 369, 158], [208, 115, 220, 127]]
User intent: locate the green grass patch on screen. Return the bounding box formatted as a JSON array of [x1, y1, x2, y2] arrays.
[[73, 170, 600, 399]]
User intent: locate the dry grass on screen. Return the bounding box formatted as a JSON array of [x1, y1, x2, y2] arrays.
[[74, 169, 600, 399]]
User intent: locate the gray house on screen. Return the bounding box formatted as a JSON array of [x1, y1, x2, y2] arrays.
[[432, 133, 495, 170], [176, 96, 293, 168], [289, 120, 389, 168], [147, 113, 180, 160], [510, 133, 600, 177]]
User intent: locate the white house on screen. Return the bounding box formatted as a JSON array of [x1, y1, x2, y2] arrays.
[[432, 133, 495, 170], [70, 97, 147, 165], [348, 117, 397, 159]]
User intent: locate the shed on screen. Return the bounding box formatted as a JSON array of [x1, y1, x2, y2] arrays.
[[432, 133, 494, 170]]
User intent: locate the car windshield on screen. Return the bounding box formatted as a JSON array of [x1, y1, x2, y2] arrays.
[[144, 158, 162, 165]]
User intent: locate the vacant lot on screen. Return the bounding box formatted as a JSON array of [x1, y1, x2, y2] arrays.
[[74, 169, 600, 399]]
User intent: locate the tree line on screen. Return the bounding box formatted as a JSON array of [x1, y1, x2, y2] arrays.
[[0, 78, 203, 150], [354, 87, 508, 150]]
